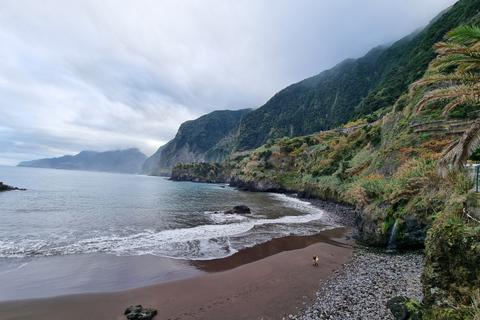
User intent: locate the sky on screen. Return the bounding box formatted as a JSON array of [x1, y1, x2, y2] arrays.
[[0, 0, 459, 166]]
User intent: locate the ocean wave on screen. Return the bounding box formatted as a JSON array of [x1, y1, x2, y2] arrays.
[[0, 206, 328, 260]]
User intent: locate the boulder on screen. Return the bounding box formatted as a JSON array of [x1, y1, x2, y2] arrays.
[[124, 305, 157, 320], [387, 296, 409, 320], [386, 296, 422, 320], [224, 205, 251, 214]]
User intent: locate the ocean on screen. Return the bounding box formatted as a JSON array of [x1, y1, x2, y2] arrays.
[[0, 166, 333, 300]]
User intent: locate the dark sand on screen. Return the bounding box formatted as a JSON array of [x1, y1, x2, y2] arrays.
[[0, 227, 354, 320]]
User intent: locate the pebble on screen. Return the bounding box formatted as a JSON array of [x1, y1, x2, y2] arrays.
[[288, 249, 424, 320]]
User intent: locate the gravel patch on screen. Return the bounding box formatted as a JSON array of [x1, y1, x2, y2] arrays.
[[288, 249, 424, 320]]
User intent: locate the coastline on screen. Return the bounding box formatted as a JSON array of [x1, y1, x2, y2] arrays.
[[0, 228, 354, 320]]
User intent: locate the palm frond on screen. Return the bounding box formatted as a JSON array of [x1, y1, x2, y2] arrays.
[[410, 73, 480, 89], [413, 86, 463, 114], [446, 26, 480, 45], [442, 96, 468, 116], [437, 139, 460, 178], [451, 120, 480, 171], [413, 85, 480, 115], [412, 25, 480, 177]]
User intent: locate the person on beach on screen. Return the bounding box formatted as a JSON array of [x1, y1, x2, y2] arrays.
[[313, 255, 319, 266]]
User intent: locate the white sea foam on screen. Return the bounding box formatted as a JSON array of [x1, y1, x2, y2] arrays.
[[0, 207, 328, 260], [269, 193, 319, 212]]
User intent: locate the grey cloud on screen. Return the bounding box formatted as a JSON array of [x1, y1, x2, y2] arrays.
[[0, 0, 459, 165]]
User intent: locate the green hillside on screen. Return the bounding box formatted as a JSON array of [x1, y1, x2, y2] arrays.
[[221, 0, 480, 155], [169, 1, 480, 317]]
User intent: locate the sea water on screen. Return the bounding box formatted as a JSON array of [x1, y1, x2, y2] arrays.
[[0, 166, 333, 299]]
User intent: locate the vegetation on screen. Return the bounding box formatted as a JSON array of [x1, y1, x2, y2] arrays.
[[411, 25, 480, 176], [166, 1, 480, 317], [215, 0, 480, 157]]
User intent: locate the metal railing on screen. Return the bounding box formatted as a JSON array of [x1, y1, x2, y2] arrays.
[[477, 165, 480, 193]]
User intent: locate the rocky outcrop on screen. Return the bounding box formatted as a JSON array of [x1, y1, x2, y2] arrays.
[[354, 213, 389, 247], [354, 215, 430, 249], [354, 203, 430, 249], [224, 205, 251, 214], [0, 182, 26, 191]]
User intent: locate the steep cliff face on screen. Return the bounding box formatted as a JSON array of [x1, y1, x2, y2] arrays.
[[139, 142, 170, 175], [148, 109, 251, 176]]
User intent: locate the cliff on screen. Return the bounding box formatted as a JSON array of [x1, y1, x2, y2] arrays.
[[147, 109, 251, 176]]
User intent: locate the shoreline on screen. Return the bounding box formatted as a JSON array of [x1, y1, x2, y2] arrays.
[[293, 248, 424, 319], [0, 227, 354, 320]]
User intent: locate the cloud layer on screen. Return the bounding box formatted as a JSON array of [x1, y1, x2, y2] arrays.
[[0, 0, 458, 165]]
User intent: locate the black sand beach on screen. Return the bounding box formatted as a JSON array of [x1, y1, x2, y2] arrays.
[[0, 227, 354, 320]]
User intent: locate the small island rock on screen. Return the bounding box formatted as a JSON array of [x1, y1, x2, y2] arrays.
[[224, 205, 251, 214]]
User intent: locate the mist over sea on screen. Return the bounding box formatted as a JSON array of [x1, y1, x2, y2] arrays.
[[0, 166, 333, 300]]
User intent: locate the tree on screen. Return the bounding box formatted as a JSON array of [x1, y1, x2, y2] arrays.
[[410, 26, 480, 177]]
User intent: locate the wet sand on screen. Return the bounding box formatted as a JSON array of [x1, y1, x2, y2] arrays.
[[0, 227, 354, 320]]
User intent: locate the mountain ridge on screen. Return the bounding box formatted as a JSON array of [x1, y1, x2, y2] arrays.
[[18, 148, 147, 174]]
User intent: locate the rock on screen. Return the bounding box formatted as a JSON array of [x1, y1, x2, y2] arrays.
[[124, 305, 157, 320], [387, 296, 409, 320], [224, 205, 251, 214], [0, 182, 26, 192]]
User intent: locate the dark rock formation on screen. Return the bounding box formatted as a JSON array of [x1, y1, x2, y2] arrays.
[[387, 296, 422, 320], [224, 205, 251, 214], [354, 211, 430, 249], [387, 296, 409, 320], [354, 212, 389, 247], [124, 305, 157, 320], [0, 182, 26, 191]]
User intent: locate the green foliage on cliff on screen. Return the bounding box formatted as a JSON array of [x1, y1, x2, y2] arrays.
[[221, 0, 480, 156], [356, 0, 480, 116], [231, 47, 386, 151]]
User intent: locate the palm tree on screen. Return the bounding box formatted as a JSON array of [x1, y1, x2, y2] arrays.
[[410, 26, 480, 176]]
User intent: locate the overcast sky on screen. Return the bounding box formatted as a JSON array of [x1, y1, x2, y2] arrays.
[[0, 0, 459, 166]]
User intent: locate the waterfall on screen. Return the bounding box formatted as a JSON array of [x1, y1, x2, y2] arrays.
[[387, 220, 398, 252]]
